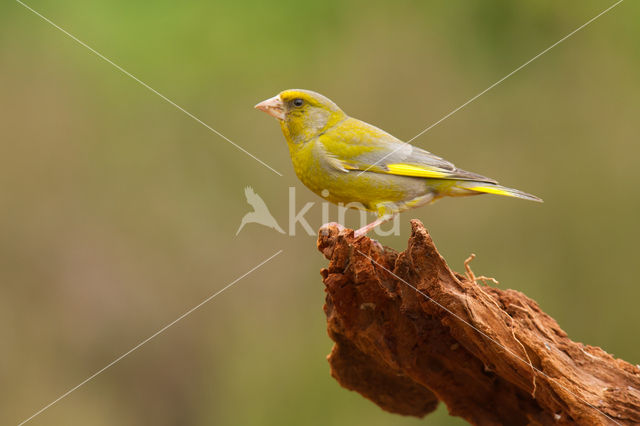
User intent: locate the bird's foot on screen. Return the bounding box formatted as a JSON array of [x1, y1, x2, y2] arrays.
[[319, 222, 346, 236], [353, 229, 367, 238]]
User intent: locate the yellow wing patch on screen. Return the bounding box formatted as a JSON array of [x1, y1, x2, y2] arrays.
[[385, 163, 448, 178], [468, 186, 512, 196]]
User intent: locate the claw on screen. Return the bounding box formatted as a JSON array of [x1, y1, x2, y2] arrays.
[[320, 222, 346, 236]]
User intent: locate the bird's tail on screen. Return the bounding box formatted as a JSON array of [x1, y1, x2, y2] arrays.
[[458, 182, 543, 203]]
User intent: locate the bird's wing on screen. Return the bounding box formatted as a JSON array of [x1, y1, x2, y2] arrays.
[[319, 117, 497, 184], [245, 186, 270, 211]]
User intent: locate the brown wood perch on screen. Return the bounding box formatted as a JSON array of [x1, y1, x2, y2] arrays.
[[317, 220, 640, 425]]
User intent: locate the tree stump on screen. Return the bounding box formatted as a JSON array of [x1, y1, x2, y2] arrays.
[[318, 220, 640, 425]]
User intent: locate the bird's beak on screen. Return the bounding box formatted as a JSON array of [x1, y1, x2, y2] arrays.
[[255, 95, 285, 121]]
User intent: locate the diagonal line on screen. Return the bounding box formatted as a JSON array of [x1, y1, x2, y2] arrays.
[[16, 0, 283, 177], [406, 0, 623, 145], [356, 249, 622, 426], [17, 249, 283, 426], [356, 0, 624, 177]]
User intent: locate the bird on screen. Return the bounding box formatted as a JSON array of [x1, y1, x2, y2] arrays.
[[255, 89, 541, 237], [236, 186, 285, 235]]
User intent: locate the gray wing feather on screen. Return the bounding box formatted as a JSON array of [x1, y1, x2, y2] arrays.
[[320, 117, 497, 184]]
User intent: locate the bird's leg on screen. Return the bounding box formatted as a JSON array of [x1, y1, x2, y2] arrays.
[[354, 214, 396, 238]]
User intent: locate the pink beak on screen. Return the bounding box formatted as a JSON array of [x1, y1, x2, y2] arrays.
[[255, 95, 285, 121]]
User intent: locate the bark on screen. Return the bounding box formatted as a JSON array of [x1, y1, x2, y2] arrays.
[[317, 220, 640, 425]]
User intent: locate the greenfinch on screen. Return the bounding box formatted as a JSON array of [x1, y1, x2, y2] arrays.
[[256, 89, 541, 236]]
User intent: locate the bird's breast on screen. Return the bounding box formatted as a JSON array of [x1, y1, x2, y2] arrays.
[[288, 142, 429, 211]]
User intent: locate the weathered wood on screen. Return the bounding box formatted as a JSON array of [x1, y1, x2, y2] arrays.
[[318, 220, 640, 425]]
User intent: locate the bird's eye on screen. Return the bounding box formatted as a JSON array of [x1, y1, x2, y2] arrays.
[[292, 98, 304, 107]]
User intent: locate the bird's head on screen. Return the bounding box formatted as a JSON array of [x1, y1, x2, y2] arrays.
[[255, 89, 346, 144]]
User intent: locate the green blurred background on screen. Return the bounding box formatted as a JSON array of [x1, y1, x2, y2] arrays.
[[2, 1, 639, 425]]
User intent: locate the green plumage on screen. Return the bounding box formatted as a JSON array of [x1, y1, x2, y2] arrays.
[[256, 89, 541, 234]]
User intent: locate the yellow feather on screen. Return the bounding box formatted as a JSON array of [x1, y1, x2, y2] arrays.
[[469, 186, 512, 196], [385, 163, 448, 178]]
